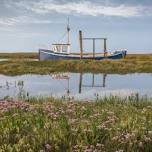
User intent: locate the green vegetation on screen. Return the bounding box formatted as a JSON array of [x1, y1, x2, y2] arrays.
[[0, 53, 152, 75], [0, 96, 152, 151], [0, 52, 37, 59]]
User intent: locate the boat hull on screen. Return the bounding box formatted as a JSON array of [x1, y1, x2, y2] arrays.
[[39, 49, 127, 60]]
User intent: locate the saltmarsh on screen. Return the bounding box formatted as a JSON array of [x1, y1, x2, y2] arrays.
[[0, 53, 152, 75], [0, 53, 37, 59], [0, 96, 152, 152]]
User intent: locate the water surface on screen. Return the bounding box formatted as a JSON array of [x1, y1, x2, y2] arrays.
[[0, 73, 152, 100], [0, 59, 9, 61]]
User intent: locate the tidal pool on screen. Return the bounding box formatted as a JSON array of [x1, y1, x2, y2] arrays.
[[0, 59, 9, 61], [0, 73, 152, 100]]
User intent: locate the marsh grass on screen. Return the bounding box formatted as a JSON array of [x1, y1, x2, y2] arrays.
[[0, 58, 152, 75], [0, 53, 152, 75], [0, 96, 152, 151], [0, 53, 37, 59]]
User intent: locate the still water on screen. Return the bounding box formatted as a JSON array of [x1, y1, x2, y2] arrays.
[[0, 73, 152, 100]]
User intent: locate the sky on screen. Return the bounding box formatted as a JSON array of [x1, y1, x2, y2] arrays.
[[0, 0, 152, 53]]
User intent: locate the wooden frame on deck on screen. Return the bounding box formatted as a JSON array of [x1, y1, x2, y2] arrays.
[[79, 30, 107, 58]]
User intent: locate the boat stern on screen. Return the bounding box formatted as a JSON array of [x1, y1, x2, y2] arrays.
[[39, 49, 53, 61]]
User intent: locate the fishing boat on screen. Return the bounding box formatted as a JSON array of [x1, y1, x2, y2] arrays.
[[39, 20, 127, 60]]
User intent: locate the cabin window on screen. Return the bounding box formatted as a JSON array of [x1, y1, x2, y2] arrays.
[[52, 44, 70, 54], [62, 46, 68, 53]]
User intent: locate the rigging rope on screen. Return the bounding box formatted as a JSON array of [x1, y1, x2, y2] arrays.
[[57, 30, 68, 43]]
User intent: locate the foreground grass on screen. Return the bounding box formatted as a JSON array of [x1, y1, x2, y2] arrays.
[[0, 97, 152, 151], [0, 53, 152, 74]]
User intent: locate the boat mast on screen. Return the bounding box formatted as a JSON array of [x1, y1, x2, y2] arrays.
[[67, 17, 70, 44]]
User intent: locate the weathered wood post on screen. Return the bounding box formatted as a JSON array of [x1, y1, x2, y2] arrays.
[[92, 73, 95, 87], [38, 49, 40, 61], [103, 74, 106, 87], [104, 38, 107, 57], [93, 38, 95, 58], [79, 73, 83, 93], [79, 30, 83, 59]]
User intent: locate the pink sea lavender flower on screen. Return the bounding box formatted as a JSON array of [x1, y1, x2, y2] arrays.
[[96, 143, 104, 149], [148, 131, 152, 137], [138, 142, 143, 148], [45, 144, 52, 150], [84, 149, 93, 152], [115, 150, 124, 152], [97, 124, 106, 130], [144, 136, 151, 142], [66, 108, 74, 113], [83, 145, 95, 152]]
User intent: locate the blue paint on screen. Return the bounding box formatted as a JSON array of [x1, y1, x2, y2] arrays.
[[39, 49, 127, 60]]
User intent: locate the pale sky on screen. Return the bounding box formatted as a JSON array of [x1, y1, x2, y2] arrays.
[[0, 0, 152, 53]]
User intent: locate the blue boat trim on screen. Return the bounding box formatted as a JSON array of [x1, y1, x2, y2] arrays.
[[39, 49, 127, 60]]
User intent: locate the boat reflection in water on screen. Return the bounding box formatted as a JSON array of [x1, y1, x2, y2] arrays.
[[50, 72, 107, 100], [51, 73, 70, 97], [78, 73, 107, 93]]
